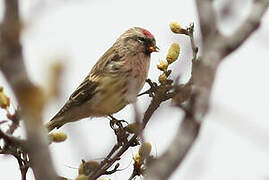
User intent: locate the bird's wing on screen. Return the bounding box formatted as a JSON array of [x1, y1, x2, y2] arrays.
[[52, 77, 98, 119], [89, 46, 128, 77], [52, 47, 124, 119]]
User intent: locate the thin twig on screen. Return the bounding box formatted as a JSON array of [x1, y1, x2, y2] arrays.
[[6, 109, 20, 134], [0, 129, 27, 149], [187, 23, 198, 62]]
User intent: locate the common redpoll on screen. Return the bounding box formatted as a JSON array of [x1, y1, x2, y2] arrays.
[[46, 27, 158, 131]]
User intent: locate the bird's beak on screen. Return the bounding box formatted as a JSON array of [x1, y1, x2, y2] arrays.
[[148, 45, 159, 53]]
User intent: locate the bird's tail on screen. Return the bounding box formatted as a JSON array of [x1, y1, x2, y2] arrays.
[[45, 116, 64, 132]]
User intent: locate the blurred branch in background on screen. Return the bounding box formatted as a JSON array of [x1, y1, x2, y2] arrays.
[[0, 0, 57, 180], [212, 102, 269, 153], [145, 0, 269, 180]]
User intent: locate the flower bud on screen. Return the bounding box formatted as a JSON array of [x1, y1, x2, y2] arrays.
[[138, 142, 152, 160], [158, 73, 167, 84], [49, 132, 67, 143], [79, 160, 99, 175], [134, 153, 142, 164], [157, 60, 168, 71], [166, 43, 180, 64], [169, 22, 182, 34], [0, 86, 10, 109]]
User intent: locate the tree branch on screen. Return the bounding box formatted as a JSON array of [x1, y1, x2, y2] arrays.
[[0, 0, 57, 179], [145, 1, 269, 179], [195, 0, 218, 41], [0, 129, 26, 149], [145, 114, 200, 180], [221, 0, 269, 58]]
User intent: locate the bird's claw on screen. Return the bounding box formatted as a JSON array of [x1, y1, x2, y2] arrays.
[[108, 115, 130, 146], [138, 79, 158, 97], [109, 115, 128, 129]]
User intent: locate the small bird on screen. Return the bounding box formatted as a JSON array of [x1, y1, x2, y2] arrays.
[[46, 27, 158, 132]]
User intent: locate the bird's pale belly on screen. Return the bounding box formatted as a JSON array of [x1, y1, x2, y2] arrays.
[[88, 75, 144, 116], [93, 90, 127, 115]]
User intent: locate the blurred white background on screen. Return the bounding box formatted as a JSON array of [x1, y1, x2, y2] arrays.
[[0, 0, 269, 179]]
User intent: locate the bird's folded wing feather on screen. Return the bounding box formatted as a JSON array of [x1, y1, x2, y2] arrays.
[[52, 47, 124, 118], [52, 78, 98, 118]]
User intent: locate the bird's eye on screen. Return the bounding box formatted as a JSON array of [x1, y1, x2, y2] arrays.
[[137, 37, 146, 43]]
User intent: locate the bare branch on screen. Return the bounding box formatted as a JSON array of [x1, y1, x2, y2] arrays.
[[145, 115, 200, 180], [195, 0, 218, 40], [0, 129, 26, 148], [221, 0, 269, 57]]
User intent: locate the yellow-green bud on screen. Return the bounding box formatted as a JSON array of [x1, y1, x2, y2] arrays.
[[79, 160, 99, 175], [138, 142, 152, 160], [134, 153, 142, 165], [157, 60, 169, 71], [78, 162, 84, 175], [166, 43, 180, 64], [169, 22, 182, 34], [49, 132, 67, 143], [158, 73, 167, 84], [0, 86, 10, 109], [75, 175, 88, 180]]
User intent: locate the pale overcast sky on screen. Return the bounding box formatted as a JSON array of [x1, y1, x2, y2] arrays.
[[1, 0, 269, 180]]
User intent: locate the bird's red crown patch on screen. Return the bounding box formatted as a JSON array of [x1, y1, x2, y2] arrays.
[[142, 29, 154, 38]]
